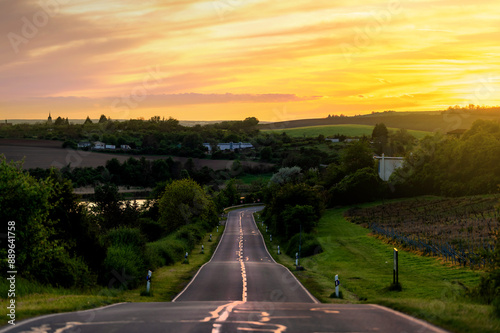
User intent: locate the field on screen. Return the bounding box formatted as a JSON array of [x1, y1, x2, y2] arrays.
[[262, 124, 431, 139], [0, 139, 272, 170], [256, 201, 500, 333], [345, 196, 500, 269]]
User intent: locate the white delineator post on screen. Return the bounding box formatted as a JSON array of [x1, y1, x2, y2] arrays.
[[393, 248, 398, 285], [295, 252, 299, 266], [147, 270, 152, 293], [278, 245, 280, 254], [335, 274, 340, 298]]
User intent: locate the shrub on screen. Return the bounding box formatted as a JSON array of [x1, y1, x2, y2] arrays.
[[140, 218, 166, 242], [285, 233, 323, 258], [105, 227, 146, 249], [32, 252, 96, 289], [104, 245, 145, 289]]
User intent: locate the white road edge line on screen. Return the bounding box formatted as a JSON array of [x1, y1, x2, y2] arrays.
[[0, 302, 127, 333], [172, 210, 232, 302], [250, 210, 320, 304], [369, 304, 451, 333]]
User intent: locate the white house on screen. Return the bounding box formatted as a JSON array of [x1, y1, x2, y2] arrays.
[[203, 142, 254, 153], [105, 144, 116, 150], [373, 154, 404, 181], [93, 141, 105, 149], [120, 145, 131, 150]]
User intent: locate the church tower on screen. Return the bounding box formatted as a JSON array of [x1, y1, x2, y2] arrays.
[[47, 112, 52, 124]]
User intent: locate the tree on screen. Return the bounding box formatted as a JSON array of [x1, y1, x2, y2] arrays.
[[341, 140, 374, 173], [269, 166, 302, 186], [182, 133, 203, 150], [330, 167, 384, 205], [264, 183, 324, 237], [98, 114, 108, 123], [92, 183, 123, 230], [54, 116, 65, 126], [0, 159, 97, 287], [84, 116, 93, 125], [158, 179, 218, 233], [260, 146, 272, 161], [0, 157, 52, 275], [372, 123, 389, 155]]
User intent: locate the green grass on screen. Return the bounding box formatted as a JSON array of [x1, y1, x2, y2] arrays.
[[263, 124, 431, 139], [255, 207, 500, 333], [0, 225, 224, 326]]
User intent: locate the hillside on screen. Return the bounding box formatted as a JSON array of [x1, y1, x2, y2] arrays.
[[262, 124, 431, 139], [259, 110, 500, 132]]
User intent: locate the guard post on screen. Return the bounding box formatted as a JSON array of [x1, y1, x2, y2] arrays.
[[146, 270, 152, 293], [295, 252, 299, 266], [393, 248, 398, 285], [335, 274, 340, 298]]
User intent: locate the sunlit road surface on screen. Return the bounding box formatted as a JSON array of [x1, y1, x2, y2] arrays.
[[2, 207, 448, 333]]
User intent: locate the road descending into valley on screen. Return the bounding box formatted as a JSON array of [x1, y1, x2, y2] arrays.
[[3, 207, 448, 333]]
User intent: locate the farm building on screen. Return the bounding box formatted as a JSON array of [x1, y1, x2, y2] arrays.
[[93, 141, 105, 149], [203, 142, 254, 153], [77, 141, 91, 148], [373, 154, 404, 181]]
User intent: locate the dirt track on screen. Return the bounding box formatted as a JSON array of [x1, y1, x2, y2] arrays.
[[0, 139, 272, 171]]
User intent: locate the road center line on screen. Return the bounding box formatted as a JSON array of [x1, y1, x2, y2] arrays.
[[239, 213, 248, 302]]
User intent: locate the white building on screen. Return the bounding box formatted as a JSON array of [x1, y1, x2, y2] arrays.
[[93, 141, 105, 149], [77, 141, 91, 148], [373, 154, 404, 181], [203, 142, 254, 153], [105, 144, 116, 150]]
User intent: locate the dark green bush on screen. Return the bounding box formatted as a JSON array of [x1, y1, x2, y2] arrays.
[[140, 218, 166, 242], [104, 245, 145, 289], [32, 252, 96, 289], [106, 227, 146, 249]]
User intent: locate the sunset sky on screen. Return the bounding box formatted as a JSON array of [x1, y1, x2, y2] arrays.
[[1, 0, 500, 121]]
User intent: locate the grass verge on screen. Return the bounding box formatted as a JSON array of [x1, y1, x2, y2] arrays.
[[254, 207, 500, 333], [0, 225, 224, 327]]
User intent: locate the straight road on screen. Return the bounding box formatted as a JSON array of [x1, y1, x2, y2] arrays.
[[3, 207, 449, 333]]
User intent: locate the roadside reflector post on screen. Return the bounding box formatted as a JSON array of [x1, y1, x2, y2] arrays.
[[296, 252, 299, 266], [266, 225, 268, 233], [270, 234, 272, 242], [209, 234, 212, 242], [201, 244, 204, 254], [393, 248, 399, 285], [217, 226, 219, 233], [278, 245, 280, 255], [146, 270, 152, 293], [335, 274, 340, 298]]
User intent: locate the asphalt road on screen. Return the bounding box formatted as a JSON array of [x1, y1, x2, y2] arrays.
[[3, 207, 449, 333]]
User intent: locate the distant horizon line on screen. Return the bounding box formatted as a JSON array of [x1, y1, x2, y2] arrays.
[[1, 110, 449, 124]]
